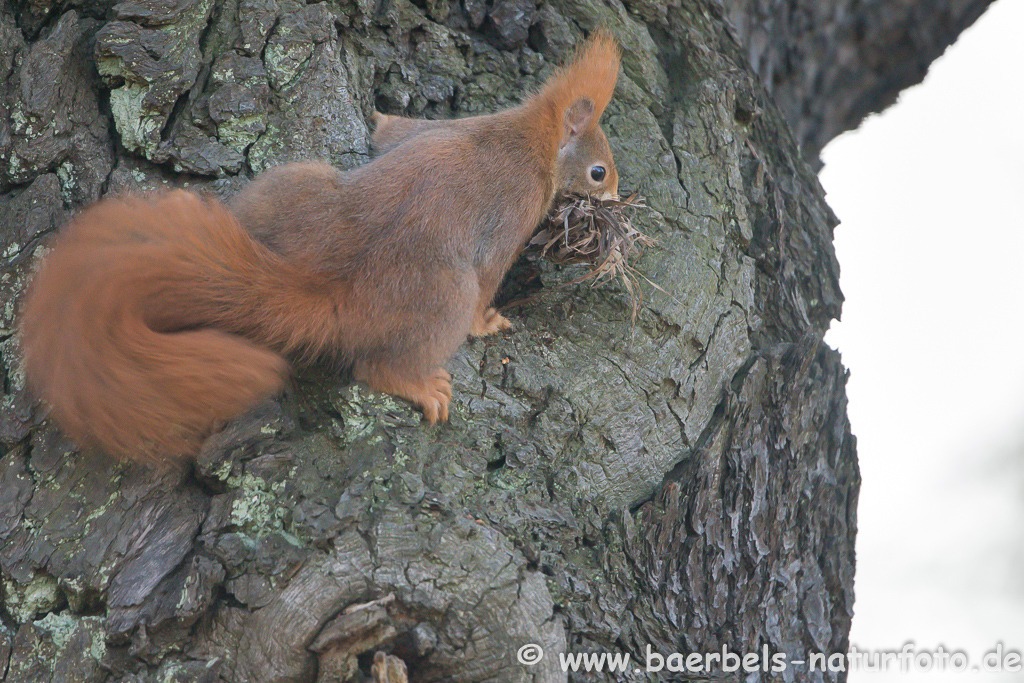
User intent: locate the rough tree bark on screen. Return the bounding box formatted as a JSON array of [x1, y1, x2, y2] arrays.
[[0, 0, 991, 681]]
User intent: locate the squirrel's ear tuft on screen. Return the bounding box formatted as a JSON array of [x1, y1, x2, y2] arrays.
[[536, 29, 621, 138], [565, 29, 621, 124]]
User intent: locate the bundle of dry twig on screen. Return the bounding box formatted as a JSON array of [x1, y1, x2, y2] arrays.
[[529, 192, 656, 318]]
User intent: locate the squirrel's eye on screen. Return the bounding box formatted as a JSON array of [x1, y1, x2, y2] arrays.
[[590, 165, 606, 182]]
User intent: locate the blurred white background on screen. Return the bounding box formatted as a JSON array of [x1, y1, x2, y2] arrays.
[[821, 0, 1024, 679]]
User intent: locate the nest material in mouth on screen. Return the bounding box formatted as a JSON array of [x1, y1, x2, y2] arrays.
[[529, 192, 656, 319]]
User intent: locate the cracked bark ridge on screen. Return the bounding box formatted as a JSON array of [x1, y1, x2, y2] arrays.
[[609, 337, 858, 680], [0, 0, 983, 680]]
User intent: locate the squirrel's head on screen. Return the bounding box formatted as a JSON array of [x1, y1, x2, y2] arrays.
[[554, 97, 618, 200], [543, 30, 621, 200]]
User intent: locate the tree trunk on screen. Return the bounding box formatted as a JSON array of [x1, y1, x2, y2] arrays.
[[0, 0, 989, 681], [722, 0, 995, 164]]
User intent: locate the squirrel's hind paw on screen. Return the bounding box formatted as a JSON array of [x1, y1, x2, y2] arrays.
[[356, 362, 452, 424], [418, 368, 452, 423]]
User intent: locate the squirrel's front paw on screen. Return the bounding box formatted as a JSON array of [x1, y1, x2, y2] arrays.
[[470, 307, 513, 337]]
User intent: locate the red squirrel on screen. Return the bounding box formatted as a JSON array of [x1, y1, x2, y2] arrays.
[[20, 31, 620, 464]]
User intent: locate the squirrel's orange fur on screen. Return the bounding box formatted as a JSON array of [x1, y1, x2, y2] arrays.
[[20, 30, 621, 464]]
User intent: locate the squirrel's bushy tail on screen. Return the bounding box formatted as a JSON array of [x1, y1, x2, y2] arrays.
[[21, 191, 293, 464]]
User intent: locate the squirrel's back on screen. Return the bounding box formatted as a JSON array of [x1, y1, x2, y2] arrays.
[[233, 117, 552, 270]]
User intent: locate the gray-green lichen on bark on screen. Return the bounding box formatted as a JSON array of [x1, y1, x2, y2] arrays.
[[0, 0, 987, 680]]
